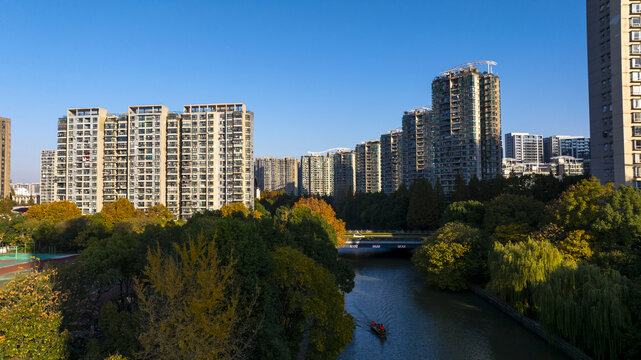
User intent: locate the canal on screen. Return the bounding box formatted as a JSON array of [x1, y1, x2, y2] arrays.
[[338, 250, 567, 360]]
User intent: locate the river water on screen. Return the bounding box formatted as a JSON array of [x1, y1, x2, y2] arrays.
[[338, 250, 567, 360]]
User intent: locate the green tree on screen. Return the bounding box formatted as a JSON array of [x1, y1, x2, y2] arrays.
[[412, 222, 483, 290], [0, 269, 67, 359], [534, 264, 630, 360], [135, 235, 252, 360], [98, 301, 140, 358], [441, 200, 484, 227], [271, 247, 354, 359], [452, 173, 471, 202], [286, 206, 355, 292], [556, 230, 593, 262], [487, 238, 568, 315], [483, 194, 545, 234], [552, 177, 613, 231]]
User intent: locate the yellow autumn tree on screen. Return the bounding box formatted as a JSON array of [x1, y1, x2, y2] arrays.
[[135, 235, 250, 360], [101, 198, 137, 226], [0, 269, 67, 359], [147, 204, 174, 222], [220, 202, 249, 217], [26, 201, 82, 223], [293, 197, 346, 246]]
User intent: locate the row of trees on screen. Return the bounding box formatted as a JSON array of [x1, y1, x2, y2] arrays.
[[0, 196, 355, 359], [411, 177, 641, 359], [335, 173, 588, 231]]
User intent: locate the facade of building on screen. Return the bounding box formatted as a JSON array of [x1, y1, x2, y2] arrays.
[[299, 154, 334, 197], [431, 65, 502, 194], [332, 150, 355, 199], [380, 129, 403, 193], [53, 104, 254, 217], [255, 157, 298, 195], [587, 0, 641, 186], [0, 117, 11, 199], [401, 107, 431, 188], [505, 132, 544, 164], [355, 140, 381, 193], [40, 150, 57, 204], [543, 136, 591, 162]]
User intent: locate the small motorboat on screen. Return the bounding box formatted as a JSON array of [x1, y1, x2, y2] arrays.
[[369, 322, 387, 338]]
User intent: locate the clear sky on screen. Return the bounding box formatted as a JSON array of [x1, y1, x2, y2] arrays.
[[0, 0, 588, 182]]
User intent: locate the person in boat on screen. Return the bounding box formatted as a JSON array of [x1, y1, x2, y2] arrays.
[[371, 321, 376, 327], [379, 324, 385, 332]]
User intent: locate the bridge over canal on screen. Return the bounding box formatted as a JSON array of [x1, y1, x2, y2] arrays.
[[341, 232, 428, 249]]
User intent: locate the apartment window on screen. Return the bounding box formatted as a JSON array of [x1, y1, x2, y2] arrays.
[[634, 99, 641, 109], [633, 31, 641, 40], [634, 17, 641, 27], [636, 167, 641, 177], [636, 154, 641, 164], [634, 45, 641, 55], [633, 86, 641, 95], [634, 72, 641, 82], [634, 113, 641, 122], [633, 58, 641, 68], [635, 140, 641, 150], [633, 4, 641, 13]]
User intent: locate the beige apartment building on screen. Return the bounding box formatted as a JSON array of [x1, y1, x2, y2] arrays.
[[332, 150, 356, 199], [255, 157, 299, 195], [355, 140, 381, 193], [431, 64, 502, 194], [299, 154, 334, 197], [40, 150, 56, 203], [50, 103, 254, 217], [401, 107, 431, 188], [380, 129, 403, 194], [587, 0, 641, 186], [0, 117, 10, 199]]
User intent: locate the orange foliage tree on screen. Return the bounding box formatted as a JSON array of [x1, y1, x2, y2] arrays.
[[293, 198, 346, 246], [101, 198, 137, 226]]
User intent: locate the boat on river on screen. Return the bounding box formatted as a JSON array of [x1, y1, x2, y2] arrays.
[[369, 322, 386, 338]]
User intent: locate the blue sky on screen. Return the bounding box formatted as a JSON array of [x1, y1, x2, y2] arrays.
[[0, 0, 588, 182]]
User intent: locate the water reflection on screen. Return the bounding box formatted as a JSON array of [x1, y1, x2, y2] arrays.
[[338, 250, 567, 360]]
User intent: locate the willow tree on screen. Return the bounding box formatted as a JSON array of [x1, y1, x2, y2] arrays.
[[534, 264, 630, 360], [487, 239, 567, 315]]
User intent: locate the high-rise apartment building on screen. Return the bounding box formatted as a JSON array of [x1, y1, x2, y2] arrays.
[[299, 154, 334, 197], [0, 117, 10, 199], [401, 107, 431, 188], [543, 136, 591, 162], [255, 157, 298, 195], [587, 1, 641, 185], [332, 150, 355, 199], [52, 103, 254, 217], [40, 150, 56, 203], [505, 133, 544, 163], [431, 63, 501, 194], [355, 140, 381, 193], [380, 129, 403, 193]]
